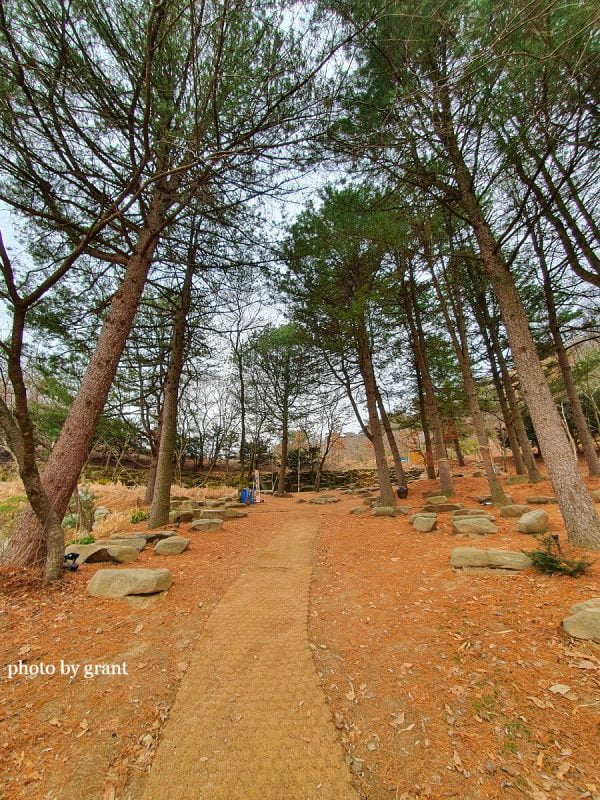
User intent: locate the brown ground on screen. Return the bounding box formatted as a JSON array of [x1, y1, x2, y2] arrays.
[[1, 474, 599, 800]]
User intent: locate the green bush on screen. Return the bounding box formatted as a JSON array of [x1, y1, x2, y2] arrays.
[[130, 509, 149, 523], [523, 537, 592, 577], [66, 534, 95, 545]]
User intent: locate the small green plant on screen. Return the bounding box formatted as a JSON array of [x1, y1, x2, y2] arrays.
[[67, 534, 95, 545], [130, 509, 149, 523], [523, 536, 592, 577], [503, 719, 532, 755]]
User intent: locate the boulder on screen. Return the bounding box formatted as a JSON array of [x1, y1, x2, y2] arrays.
[[154, 536, 190, 555], [426, 495, 450, 504], [190, 518, 224, 532], [94, 506, 110, 521], [349, 506, 366, 515], [371, 506, 399, 517], [412, 516, 437, 532], [452, 509, 495, 520], [500, 504, 531, 518], [409, 512, 436, 523], [517, 510, 549, 534], [450, 547, 531, 573], [562, 609, 600, 643], [65, 543, 139, 565], [105, 537, 147, 552], [568, 597, 600, 615], [138, 530, 177, 544], [525, 496, 556, 504], [309, 497, 340, 505], [395, 506, 412, 516], [87, 568, 173, 598], [225, 502, 246, 509], [452, 518, 498, 536], [169, 510, 194, 524], [423, 503, 463, 513], [196, 508, 247, 519]]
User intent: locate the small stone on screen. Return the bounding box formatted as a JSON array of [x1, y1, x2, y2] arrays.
[[525, 495, 556, 504], [500, 504, 531, 517], [154, 536, 190, 555], [517, 510, 549, 534], [87, 568, 173, 598], [190, 518, 224, 532], [423, 503, 463, 513], [412, 516, 437, 532], [452, 518, 498, 536], [562, 609, 600, 643], [569, 597, 600, 615]]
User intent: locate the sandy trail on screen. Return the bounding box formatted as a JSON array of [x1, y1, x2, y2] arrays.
[[139, 508, 357, 800]]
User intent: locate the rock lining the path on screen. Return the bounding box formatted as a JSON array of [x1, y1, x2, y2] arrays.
[[190, 518, 224, 532], [422, 502, 463, 513], [517, 510, 549, 534], [154, 536, 190, 555], [568, 597, 600, 615], [562, 609, 600, 643], [452, 517, 498, 536], [65, 543, 139, 565], [87, 567, 173, 598], [500, 504, 531, 518], [412, 515, 437, 532], [450, 547, 531, 573], [525, 495, 556, 504], [104, 536, 147, 552]]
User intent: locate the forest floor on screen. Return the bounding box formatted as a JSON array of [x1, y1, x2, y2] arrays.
[[0, 474, 599, 800]]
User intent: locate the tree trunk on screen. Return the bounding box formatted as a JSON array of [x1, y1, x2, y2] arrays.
[[144, 420, 162, 505], [536, 233, 600, 476], [415, 358, 436, 479], [429, 258, 508, 506], [453, 434, 465, 467], [275, 409, 289, 496], [448, 146, 600, 547], [375, 388, 406, 487], [3, 189, 169, 567], [356, 323, 395, 506], [401, 272, 453, 494], [148, 259, 194, 528]]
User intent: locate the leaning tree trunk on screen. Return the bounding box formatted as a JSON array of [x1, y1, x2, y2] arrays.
[[536, 235, 600, 477], [356, 324, 395, 506], [375, 388, 406, 487], [2, 190, 169, 568], [148, 261, 194, 528], [448, 145, 600, 548]]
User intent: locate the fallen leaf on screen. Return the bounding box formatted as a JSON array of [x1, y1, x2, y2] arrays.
[[549, 684, 571, 695], [48, 719, 61, 728]]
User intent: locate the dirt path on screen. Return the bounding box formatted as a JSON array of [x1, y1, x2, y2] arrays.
[[138, 508, 358, 800]]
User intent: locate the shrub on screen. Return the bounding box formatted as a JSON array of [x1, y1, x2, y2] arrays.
[[130, 509, 149, 523], [523, 536, 592, 577]]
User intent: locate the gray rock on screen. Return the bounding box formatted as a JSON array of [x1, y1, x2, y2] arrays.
[[105, 537, 147, 552], [87, 568, 173, 598], [500, 504, 531, 518], [423, 503, 463, 513], [349, 506, 366, 515], [409, 512, 436, 523], [426, 495, 450, 504], [94, 506, 110, 521], [395, 506, 412, 516], [371, 506, 403, 517], [196, 508, 247, 519], [517, 510, 549, 534], [450, 547, 531, 573], [525, 496, 556, 504], [562, 609, 600, 643], [412, 516, 437, 532], [65, 543, 139, 565], [190, 518, 224, 532], [224, 502, 246, 509], [169, 510, 194, 524], [452, 518, 498, 536], [154, 536, 190, 555], [138, 530, 177, 544], [568, 597, 600, 615]]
